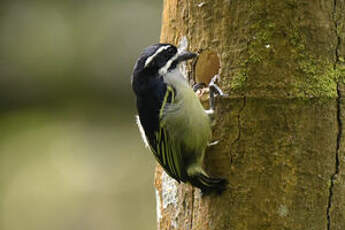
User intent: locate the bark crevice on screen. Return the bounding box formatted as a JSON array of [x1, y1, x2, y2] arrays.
[[333, 0, 340, 62], [229, 96, 247, 165], [327, 2, 341, 229], [327, 83, 342, 230]]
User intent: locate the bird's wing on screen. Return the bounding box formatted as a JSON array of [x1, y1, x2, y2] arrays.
[[149, 85, 185, 182]]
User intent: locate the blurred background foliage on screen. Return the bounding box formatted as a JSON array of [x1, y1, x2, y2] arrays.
[[0, 0, 162, 229]]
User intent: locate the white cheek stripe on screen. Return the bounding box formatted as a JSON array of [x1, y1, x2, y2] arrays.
[[145, 45, 171, 67], [159, 52, 179, 76]]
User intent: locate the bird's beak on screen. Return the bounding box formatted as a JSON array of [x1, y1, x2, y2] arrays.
[[175, 51, 198, 63]]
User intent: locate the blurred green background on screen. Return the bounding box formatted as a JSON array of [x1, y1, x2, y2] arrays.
[[0, 0, 162, 229]]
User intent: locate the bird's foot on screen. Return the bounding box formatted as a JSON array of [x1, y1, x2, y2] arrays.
[[193, 82, 208, 100], [208, 74, 228, 112], [193, 75, 227, 119]]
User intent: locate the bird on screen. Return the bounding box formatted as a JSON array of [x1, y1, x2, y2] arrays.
[[131, 43, 227, 194]]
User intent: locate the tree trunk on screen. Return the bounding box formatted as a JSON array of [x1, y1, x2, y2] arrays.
[[154, 0, 345, 229]]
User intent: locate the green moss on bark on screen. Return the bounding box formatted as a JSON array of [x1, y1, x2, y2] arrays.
[[230, 20, 275, 92], [230, 15, 344, 99], [289, 27, 339, 98]]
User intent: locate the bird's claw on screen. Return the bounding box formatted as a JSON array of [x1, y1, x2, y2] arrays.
[[208, 75, 228, 111], [193, 75, 227, 113], [208, 140, 220, 146], [192, 82, 207, 92]]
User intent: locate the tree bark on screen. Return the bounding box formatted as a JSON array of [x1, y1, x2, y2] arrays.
[[154, 0, 345, 229]]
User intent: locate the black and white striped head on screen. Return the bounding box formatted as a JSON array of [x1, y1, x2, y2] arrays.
[[132, 43, 197, 79], [131, 43, 197, 95]]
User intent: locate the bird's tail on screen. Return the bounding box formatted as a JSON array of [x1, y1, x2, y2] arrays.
[[188, 168, 227, 195]]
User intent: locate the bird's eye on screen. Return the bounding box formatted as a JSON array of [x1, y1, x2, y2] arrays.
[[167, 47, 175, 54]]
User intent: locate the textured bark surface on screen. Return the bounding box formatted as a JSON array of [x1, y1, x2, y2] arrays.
[[154, 0, 345, 229]]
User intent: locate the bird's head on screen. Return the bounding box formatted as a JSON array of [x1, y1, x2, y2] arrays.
[[131, 43, 197, 94], [133, 43, 197, 76]]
